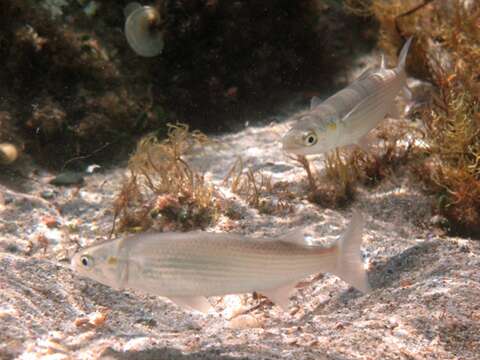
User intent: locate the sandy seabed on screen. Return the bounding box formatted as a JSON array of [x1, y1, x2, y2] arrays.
[[1, 91, 480, 359]]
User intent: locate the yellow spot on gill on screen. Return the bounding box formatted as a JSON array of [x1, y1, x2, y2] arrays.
[[327, 123, 337, 131], [107, 256, 118, 265]]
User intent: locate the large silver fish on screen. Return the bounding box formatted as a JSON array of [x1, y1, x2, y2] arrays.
[[282, 38, 413, 155], [71, 212, 370, 314]]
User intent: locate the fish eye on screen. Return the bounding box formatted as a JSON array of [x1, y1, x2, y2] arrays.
[[80, 255, 94, 269], [303, 132, 317, 146]]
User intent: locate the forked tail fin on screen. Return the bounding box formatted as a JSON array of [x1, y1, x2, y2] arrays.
[[331, 211, 371, 293], [397, 37, 413, 71]]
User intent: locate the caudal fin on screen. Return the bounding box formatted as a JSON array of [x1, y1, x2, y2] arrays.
[[397, 37, 413, 71], [331, 211, 371, 293]]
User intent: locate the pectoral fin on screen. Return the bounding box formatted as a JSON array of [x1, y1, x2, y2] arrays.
[[341, 91, 376, 123], [168, 296, 213, 314], [115, 261, 129, 290], [261, 282, 297, 311]]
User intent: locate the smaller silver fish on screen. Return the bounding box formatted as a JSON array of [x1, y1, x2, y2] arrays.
[[282, 38, 413, 155], [71, 212, 370, 314]]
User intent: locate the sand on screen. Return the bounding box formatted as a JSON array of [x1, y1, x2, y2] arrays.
[[1, 108, 480, 359]]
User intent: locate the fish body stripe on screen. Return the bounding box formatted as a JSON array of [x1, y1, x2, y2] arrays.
[[123, 237, 337, 296], [330, 70, 403, 144], [281, 39, 412, 155], [71, 213, 370, 304]]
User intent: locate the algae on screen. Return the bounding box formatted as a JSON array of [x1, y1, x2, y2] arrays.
[[112, 123, 220, 233]]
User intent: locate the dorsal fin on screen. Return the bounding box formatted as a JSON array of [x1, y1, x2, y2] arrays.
[[355, 67, 374, 82], [396, 37, 413, 71]]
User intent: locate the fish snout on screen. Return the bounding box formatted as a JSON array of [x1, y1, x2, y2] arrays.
[[281, 129, 324, 156], [281, 129, 303, 155], [70, 253, 80, 271]]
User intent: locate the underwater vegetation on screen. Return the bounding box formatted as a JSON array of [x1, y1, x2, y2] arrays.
[[0, 0, 369, 168], [418, 89, 480, 236], [112, 123, 220, 233], [0, 0, 166, 168], [224, 157, 295, 215], [345, 0, 480, 237], [2, 0, 477, 239], [299, 120, 417, 209]]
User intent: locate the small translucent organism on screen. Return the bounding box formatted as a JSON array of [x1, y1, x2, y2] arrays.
[[124, 2, 165, 57]]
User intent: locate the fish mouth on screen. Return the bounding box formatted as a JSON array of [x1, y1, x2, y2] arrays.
[[282, 143, 303, 155], [281, 130, 302, 154], [281, 134, 312, 156], [70, 253, 80, 271]]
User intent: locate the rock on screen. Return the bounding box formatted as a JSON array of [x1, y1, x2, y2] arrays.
[[228, 314, 263, 330], [40, 190, 56, 199], [430, 214, 448, 227], [134, 317, 157, 327], [49, 172, 84, 186], [43, 216, 59, 228], [85, 164, 101, 174]]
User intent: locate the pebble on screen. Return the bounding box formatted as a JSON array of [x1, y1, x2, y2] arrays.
[[228, 314, 263, 329], [222, 294, 247, 319], [49, 172, 84, 186], [74, 311, 107, 328], [88, 311, 107, 327], [41, 190, 56, 200], [0, 306, 18, 319], [430, 214, 448, 226], [43, 216, 59, 228], [86, 164, 101, 174], [284, 336, 298, 345], [135, 317, 158, 328], [393, 327, 410, 338], [40, 339, 69, 354]]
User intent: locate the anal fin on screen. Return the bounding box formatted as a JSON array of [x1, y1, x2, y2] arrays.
[[168, 296, 213, 314], [115, 262, 129, 291], [261, 282, 297, 311]]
